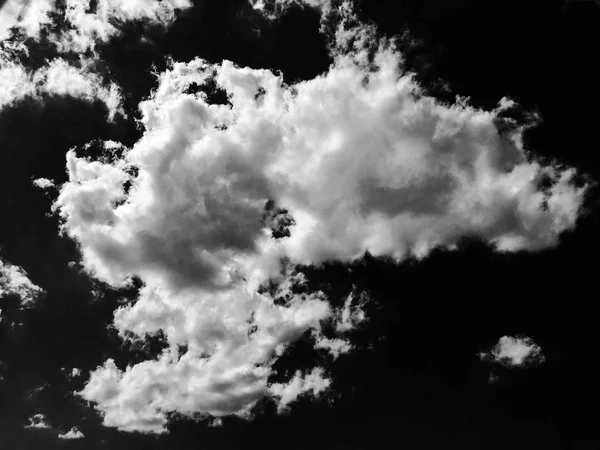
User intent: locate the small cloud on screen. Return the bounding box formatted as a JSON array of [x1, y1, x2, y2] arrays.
[[25, 384, 48, 400], [312, 289, 368, 359], [487, 369, 500, 384], [0, 258, 44, 307], [25, 413, 51, 429], [32, 178, 56, 189], [314, 335, 352, 359], [208, 418, 222, 428], [62, 367, 82, 378], [58, 427, 85, 440], [270, 367, 331, 412], [250, 0, 336, 18], [479, 335, 545, 368], [495, 96, 516, 112], [0, 49, 124, 120], [335, 290, 368, 333]]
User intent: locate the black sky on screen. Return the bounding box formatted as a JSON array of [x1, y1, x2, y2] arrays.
[[1, 0, 600, 449]]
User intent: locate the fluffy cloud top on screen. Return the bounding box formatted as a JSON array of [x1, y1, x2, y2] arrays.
[[480, 335, 545, 367], [53, 17, 585, 434], [58, 427, 85, 439], [0, 257, 44, 307]]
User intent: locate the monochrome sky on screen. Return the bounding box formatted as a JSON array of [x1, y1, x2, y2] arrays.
[[1, 0, 600, 449]]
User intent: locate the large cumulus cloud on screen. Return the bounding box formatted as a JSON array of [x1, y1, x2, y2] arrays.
[[53, 15, 587, 434]]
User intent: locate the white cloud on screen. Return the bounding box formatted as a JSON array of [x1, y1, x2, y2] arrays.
[[37, 58, 123, 116], [58, 427, 85, 439], [1, 0, 191, 50], [33, 178, 56, 189], [270, 367, 331, 412], [53, 14, 585, 434], [335, 290, 367, 333], [488, 370, 500, 384], [250, 0, 335, 17], [62, 367, 83, 377], [208, 417, 223, 427], [313, 290, 367, 359], [0, 258, 44, 306], [0, 46, 124, 119], [80, 286, 335, 433], [26, 384, 48, 399], [25, 413, 51, 429], [480, 335, 545, 368], [1, 0, 192, 118], [0, 0, 55, 41], [52, 0, 192, 53], [314, 335, 352, 359]]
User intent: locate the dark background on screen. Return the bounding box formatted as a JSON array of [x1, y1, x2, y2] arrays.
[[1, 0, 600, 448]]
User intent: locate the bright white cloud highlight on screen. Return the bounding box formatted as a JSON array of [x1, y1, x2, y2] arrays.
[[480, 335, 545, 367], [58, 427, 85, 439], [53, 15, 585, 434], [0, 258, 44, 306]]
